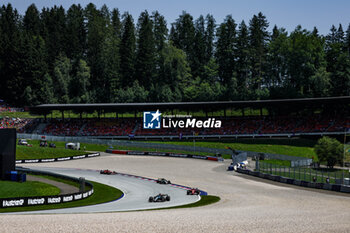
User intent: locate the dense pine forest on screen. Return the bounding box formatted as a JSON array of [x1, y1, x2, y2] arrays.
[[0, 3, 350, 106]]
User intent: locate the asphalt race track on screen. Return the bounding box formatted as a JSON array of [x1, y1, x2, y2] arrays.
[[5, 166, 199, 214], [1, 152, 350, 232]]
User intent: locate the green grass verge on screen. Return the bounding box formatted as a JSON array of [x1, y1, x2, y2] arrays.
[[30, 174, 92, 191], [259, 162, 350, 184], [16, 139, 91, 160], [142, 140, 317, 160], [17, 138, 317, 162], [0, 180, 60, 198], [0, 181, 123, 213], [260, 159, 291, 167]]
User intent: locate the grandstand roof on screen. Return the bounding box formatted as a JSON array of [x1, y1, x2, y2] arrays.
[[29, 96, 350, 115]]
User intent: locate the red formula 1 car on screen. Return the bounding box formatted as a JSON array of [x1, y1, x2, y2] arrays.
[[100, 169, 117, 175], [187, 188, 200, 195]]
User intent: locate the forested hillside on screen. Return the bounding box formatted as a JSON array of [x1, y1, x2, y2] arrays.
[[0, 3, 349, 106]]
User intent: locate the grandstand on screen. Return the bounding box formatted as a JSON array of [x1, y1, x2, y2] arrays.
[[34, 114, 349, 137], [2, 96, 349, 139]]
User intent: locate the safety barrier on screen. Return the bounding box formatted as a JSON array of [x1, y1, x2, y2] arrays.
[[105, 149, 223, 162], [236, 168, 350, 194], [15, 153, 100, 164], [0, 168, 94, 208]]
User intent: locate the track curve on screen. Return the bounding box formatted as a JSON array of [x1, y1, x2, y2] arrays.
[[4, 166, 200, 214], [1, 152, 350, 232]]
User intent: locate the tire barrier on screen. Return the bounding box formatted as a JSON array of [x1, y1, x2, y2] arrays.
[[105, 149, 223, 162], [0, 168, 94, 208], [15, 153, 100, 164], [236, 168, 350, 194]]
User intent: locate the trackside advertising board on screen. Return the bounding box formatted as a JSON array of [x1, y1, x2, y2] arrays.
[[15, 153, 100, 164], [0, 189, 94, 208]]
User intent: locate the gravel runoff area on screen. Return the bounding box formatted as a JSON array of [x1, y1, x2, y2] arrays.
[[1, 152, 350, 233]]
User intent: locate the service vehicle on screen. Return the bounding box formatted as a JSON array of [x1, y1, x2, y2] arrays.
[[18, 139, 28, 145]]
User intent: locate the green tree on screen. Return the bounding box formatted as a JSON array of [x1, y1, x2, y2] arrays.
[[152, 11, 168, 86], [23, 4, 41, 35], [331, 53, 350, 96], [70, 59, 91, 103], [345, 24, 350, 56], [22, 35, 52, 105], [236, 20, 250, 99], [41, 6, 67, 70], [310, 67, 330, 97], [0, 4, 24, 105], [183, 77, 223, 101], [314, 136, 343, 168], [161, 42, 191, 91], [98, 10, 121, 103], [111, 8, 122, 38], [152, 11, 167, 52], [66, 4, 86, 60], [267, 26, 289, 90], [215, 15, 237, 86], [192, 15, 206, 79], [248, 12, 269, 90], [205, 14, 216, 63], [85, 4, 111, 102], [169, 12, 196, 77], [115, 81, 148, 103], [287, 26, 326, 97], [135, 11, 156, 87], [203, 58, 219, 83], [120, 12, 136, 87], [326, 25, 350, 96], [52, 55, 71, 103]]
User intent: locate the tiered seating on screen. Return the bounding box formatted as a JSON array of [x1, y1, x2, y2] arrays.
[[0, 117, 32, 132], [81, 118, 135, 136], [42, 119, 86, 136], [36, 114, 350, 137]]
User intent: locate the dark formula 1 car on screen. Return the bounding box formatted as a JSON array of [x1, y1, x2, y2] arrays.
[[100, 169, 117, 175], [149, 193, 170, 202], [187, 188, 200, 195], [156, 178, 171, 184]]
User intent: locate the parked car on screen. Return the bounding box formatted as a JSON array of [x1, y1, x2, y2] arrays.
[[18, 139, 28, 146], [65, 142, 80, 150], [39, 139, 48, 147]]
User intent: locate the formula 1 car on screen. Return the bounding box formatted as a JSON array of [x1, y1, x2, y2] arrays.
[[100, 169, 117, 175], [149, 193, 171, 202], [187, 188, 200, 195], [156, 178, 171, 184]]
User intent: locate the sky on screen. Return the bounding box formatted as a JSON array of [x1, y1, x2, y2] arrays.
[[4, 0, 350, 35]]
